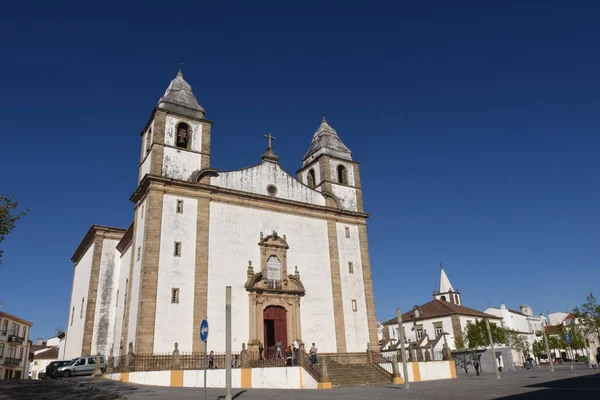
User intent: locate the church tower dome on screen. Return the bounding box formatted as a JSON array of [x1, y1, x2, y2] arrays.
[[157, 69, 205, 119], [302, 115, 352, 166]]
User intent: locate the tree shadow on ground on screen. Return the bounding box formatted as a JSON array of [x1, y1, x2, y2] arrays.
[[493, 373, 600, 400]]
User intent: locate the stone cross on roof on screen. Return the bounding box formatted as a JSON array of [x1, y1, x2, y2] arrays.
[[264, 133, 275, 149]]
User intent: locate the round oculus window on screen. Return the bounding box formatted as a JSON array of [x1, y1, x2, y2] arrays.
[[266, 184, 278, 196]]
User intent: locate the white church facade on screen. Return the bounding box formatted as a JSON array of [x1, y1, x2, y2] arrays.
[[63, 70, 379, 360]]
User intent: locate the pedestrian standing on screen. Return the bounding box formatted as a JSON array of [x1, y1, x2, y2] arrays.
[[208, 350, 215, 369], [276, 340, 283, 360], [293, 338, 300, 366], [310, 343, 318, 365], [258, 341, 264, 360], [286, 346, 293, 366]]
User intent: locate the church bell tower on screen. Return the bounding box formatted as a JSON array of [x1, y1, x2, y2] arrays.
[[297, 115, 364, 212], [138, 69, 213, 183]]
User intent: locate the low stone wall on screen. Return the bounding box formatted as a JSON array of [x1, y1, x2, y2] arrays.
[[383, 360, 456, 382], [105, 366, 319, 389]]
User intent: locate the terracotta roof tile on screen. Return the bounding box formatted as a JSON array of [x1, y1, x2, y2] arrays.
[[383, 300, 502, 325]]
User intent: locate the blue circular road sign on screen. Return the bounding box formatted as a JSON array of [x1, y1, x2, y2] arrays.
[[200, 318, 209, 342]]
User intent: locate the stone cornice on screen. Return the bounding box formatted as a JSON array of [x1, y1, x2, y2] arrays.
[[130, 175, 370, 222], [70, 225, 127, 264]]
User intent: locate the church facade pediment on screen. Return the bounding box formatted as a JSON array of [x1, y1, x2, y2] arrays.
[[210, 161, 326, 206]]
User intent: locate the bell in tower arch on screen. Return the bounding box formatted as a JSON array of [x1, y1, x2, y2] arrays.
[[176, 123, 190, 149]]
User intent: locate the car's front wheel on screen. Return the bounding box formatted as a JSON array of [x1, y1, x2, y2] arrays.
[[62, 370, 72, 378]]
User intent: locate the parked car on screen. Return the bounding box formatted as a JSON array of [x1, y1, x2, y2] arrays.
[[58, 355, 106, 377], [45, 360, 73, 379]]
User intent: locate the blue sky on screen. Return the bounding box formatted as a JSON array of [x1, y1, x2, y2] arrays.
[[1, 0, 598, 340]]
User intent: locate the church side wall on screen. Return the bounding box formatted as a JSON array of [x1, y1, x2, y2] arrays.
[[336, 223, 369, 352], [91, 239, 120, 357], [207, 202, 337, 353], [332, 185, 358, 212], [211, 163, 326, 206], [64, 243, 95, 359], [153, 194, 198, 353], [128, 199, 147, 351], [112, 245, 132, 358]]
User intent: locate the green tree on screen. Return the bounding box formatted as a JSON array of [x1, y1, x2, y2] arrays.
[[560, 326, 586, 359], [505, 329, 529, 360], [0, 194, 28, 264], [572, 293, 600, 343], [532, 341, 546, 361], [463, 319, 508, 348]]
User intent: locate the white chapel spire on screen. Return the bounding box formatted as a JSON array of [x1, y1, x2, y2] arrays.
[[439, 264, 454, 293]]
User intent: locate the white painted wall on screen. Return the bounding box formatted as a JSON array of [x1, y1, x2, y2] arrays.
[[332, 185, 358, 211], [211, 162, 326, 206], [417, 361, 452, 381], [112, 245, 132, 358], [207, 202, 337, 353], [163, 147, 202, 181], [128, 370, 171, 386], [252, 366, 302, 389], [549, 312, 569, 326], [91, 239, 120, 357], [64, 243, 95, 359], [336, 223, 369, 352], [154, 194, 198, 353], [183, 369, 242, 388], [128, 200, 147, 351], [140, 149, 152, 181]]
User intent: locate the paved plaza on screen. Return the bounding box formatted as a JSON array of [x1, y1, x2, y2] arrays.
[[0, 365, 598, 400]]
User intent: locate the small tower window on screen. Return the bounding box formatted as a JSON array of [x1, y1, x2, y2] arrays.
[[440, 295, 447, 301], [455, 294, 459, 304], [307, 169, 316, 189], [176, 123, 190, 149], [174, 242, 182, 257], [70, 307, 75, 326], [176, 200, 184, 214], [80, 297, 85, 319], [337, 164, 348, 184], [348, 262, 354, 274], [171, 288, 180, 304], [345, 226, 350, 238], [145, 129, 152, 154], [352, 299, 358, 312], [137, 246, 141, 261]]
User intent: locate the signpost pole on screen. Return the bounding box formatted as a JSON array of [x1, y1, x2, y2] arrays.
[[200, 317, 209, 400], [225, 286, 232, 400], [566, 332, 574, 371], [204, 339, 207, 400], [485, 318, 501, 380], [397, 309, 410, 389], [540, 314, 554, 372]]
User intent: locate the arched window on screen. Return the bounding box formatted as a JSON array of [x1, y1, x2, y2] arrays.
[[265, 255, 281, 283], [145, 128, 152, 154], [307, 169, 316, 189], [454, 294, 459, 304], [440, 296, 446, 301], [176, 123, 190, 149], [337, 164, 348, 184]]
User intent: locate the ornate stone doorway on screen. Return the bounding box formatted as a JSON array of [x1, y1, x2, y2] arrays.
[[263, 306, 287, 359], [245, 231, 306, 354]]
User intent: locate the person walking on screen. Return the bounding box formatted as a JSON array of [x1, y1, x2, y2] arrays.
[[208, 350, 215, 369], [293, 338, 300, 366], [310, 343, 318, 365], [258, 341, 264, 360], [276, 340, 283, 360], [286, 346, 293, 366]]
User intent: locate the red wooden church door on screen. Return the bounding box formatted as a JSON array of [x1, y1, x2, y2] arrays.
[[263, 306, 287, 359]]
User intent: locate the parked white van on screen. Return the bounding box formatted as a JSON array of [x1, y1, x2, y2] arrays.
[[58, 355, 106, 377]]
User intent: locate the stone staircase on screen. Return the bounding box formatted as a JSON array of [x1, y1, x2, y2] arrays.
[[323, 359, 392, 387]]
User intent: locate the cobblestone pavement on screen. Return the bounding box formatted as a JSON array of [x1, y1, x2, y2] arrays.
[[1, 366, 598, 400], [0, 378, 116, 400]]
